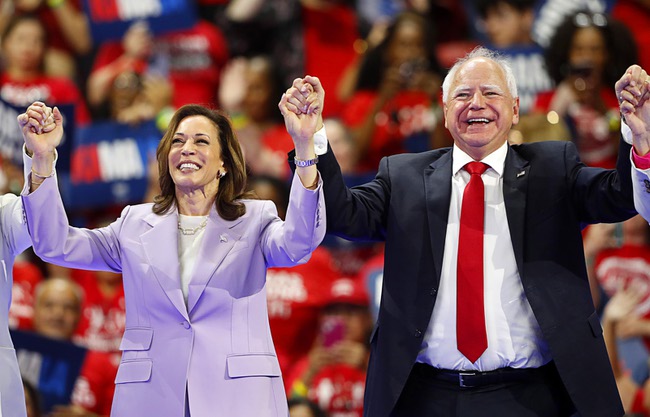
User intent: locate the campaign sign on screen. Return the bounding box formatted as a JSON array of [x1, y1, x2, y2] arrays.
[[0, 100, 74, 172], [64, 120, 160, 209], [83, 0, 197, 43], [11, 329, 87, 413]]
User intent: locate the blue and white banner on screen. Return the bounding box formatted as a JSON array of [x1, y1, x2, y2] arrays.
[[83, 0, 197, 43], [12, 329, 87, 413], [64, 120, 161, 209], [0, 100, 75, 171]]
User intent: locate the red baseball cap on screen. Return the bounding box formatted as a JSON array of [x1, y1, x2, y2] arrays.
[[325, 278, 370, 307]]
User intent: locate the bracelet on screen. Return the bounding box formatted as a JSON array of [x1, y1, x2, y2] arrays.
[[293, 156, 318, 167], [30, 176, 45, 186], [47, 0, 66, 8], [31, 168, 54, 180]]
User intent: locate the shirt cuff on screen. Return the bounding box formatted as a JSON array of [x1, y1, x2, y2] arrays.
[[632, 147, 650, 170], [314, 125, 328, 155], [621, 119, 633, 145]]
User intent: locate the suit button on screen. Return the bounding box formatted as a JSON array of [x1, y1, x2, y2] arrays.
[[181, 321, 190, 329], [414, 329, 422, 338], [430, 288, 437, 296]]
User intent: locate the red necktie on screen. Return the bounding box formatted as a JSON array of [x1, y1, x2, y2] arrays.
[[457, 161, 489, 363]]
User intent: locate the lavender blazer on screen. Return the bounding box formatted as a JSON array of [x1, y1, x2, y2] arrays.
[[22, 172, 325, 417], [0, 193, 30, 417]]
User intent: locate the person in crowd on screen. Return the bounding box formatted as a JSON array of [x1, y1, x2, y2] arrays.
[[283, 47, 650, 417], [287, 277, 372, 417], [27, 277, 117, 417], [0, 14, 90, 125], [288, 396, 329, 417], [221, 55, 292, 179], [532, 11, 637, 168], [9, 255, 44, 330], [471, 0, 554, 115], [87, 18, 228, 114], [341, 11, 446, 173], [18, 94, 325, 416], [602, 287, 650, 415], [23, 378, 42, 417], [0, 0, 91, 79], [71, 267, 125, 354]]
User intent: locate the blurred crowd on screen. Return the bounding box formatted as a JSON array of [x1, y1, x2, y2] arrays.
[[3, 0, 650, 416]]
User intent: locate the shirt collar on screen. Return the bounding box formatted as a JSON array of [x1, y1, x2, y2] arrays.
[[452, 140, 508, 178]]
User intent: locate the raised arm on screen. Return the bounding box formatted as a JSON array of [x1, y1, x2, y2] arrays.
[[18, 101, 122, 272], [17, 101, 61, 193], [617, 65, 650, 156], [617, 65, 650, 222], [278, 76, 324, 189]]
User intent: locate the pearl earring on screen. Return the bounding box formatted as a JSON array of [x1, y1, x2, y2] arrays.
[[217, 170, 226, 179]]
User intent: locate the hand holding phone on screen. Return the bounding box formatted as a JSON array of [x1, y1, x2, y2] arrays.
[[321, 316, 345, 347]]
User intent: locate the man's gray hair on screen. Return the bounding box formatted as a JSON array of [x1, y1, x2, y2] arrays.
[[441, 46, 518, 103]]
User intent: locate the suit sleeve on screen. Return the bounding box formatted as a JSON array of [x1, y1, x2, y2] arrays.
[[571, 139, 637, 223], [306, 147, 389, 241], [260, 171, 326, 267], [21, 173, 123, 272], [0, 194, 31, 257]]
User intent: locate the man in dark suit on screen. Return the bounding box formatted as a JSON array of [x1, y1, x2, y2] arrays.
[[283, 47, 650, 417]]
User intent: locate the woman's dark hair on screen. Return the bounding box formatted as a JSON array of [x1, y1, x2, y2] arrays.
[[287, 397, 329, 417], [354, 11, 442, 92], [544, 11, 638, 88], [153, 104, 253, 220], [248, 55, 286, 124], [473, 0, 537, 19]]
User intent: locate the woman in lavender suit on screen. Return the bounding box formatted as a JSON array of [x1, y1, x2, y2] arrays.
[[18, 91, 325, 417]]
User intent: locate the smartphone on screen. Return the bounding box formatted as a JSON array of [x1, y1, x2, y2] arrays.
[[321, 317, 345, 347]]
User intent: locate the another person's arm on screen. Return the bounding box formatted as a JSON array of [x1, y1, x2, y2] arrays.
[[617, 65, 650, 222], [602, 288, 643, 412]]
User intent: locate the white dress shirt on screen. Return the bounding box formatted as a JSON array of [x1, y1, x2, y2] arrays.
[[415, 142, 552, 371]]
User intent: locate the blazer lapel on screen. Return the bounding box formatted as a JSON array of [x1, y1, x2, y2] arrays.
[[187, 208, 244, 315], [503, 147, 529, 275], [424, 151, 453, 287], [140, 210, 189, 321]]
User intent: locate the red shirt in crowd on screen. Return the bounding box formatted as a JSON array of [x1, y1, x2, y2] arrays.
[[267, 247, 338, 381], [288, 360, 366, 417], [595, 244, 650, 351], [9, 260, 44, 330], [343, 90, 437, 173], [302, 2, 359, 118], [533, 88, 619, 169], [71, 270, 126, 353], [92, 20, 229, 108], [71, 350, 120, 416], [0, 73, 90, 125]]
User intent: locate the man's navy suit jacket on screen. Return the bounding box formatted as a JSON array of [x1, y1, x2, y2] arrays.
[[312, 139, 636, 417]]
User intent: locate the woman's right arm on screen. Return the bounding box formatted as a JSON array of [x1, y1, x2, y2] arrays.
[[18, 102, 122, 272]]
